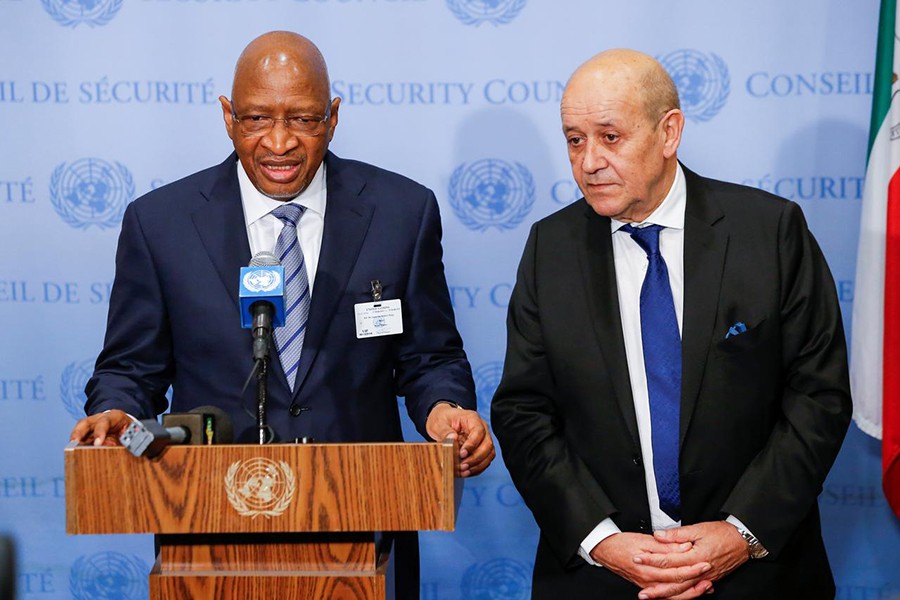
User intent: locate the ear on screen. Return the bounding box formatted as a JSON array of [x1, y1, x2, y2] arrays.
[[219, 95, 236, 141], [660, 109, 685, 159], [326, 96, 341, 143]]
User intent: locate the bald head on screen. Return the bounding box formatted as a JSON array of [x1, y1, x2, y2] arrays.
[[221, 31, 339, 200], [232, 31, 331, 106], [559, 48, 684, 222], [564, 49, 679, 122]]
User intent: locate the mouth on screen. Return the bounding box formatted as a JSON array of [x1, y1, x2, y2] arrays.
[[585, 182, 618, 193], [259, 162, 301, 183]]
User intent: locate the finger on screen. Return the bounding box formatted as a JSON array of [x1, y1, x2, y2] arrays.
[[659, 580, 714, 600], [91, 418, 111, 446], [633, 561, 711, 585], [460, 427, 492, 463], [427, 417, 459, 443], [461, 446, 495, 476], [654, 526, 697, 544], [637, 578, 700, 600], [456, 415, 486, 459], [69, 418, 96, 443], [637, 541, 693, 556], [633, 546, 696, 568]]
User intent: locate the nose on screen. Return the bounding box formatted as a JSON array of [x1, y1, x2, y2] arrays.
[[260, 120, 300, 155], [581, 140, 609, 174]]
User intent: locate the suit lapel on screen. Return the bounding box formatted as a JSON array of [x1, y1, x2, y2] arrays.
[[679, 166, 727, 445], [191, 153, 252, 311], [578, 206, 641, 448], [292, 153, 374, 396]]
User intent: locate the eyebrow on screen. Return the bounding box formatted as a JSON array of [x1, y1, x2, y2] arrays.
[[234, 102, 324, 114], [562, 118, 617, 132]]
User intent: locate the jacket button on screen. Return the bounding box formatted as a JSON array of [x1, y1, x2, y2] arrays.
[[289, 404, 303, 417], [632, 456, 643, 466], [639, 520, 649, 532]]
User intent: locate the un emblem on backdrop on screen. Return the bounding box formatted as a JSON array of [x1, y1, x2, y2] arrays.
[[460, 558, 532, 599], [41, 0, 124, 28], [658, 49, 730, 122], [70, 551, 149, 600], [449, 159, 535, 232], [446, 0, 527, 26], [50, 158, 135, 230], [61, 358, 96, 420], [474, 361, 504, 426]]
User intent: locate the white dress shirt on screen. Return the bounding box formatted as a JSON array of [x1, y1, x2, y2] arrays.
[[237, 161, 327, 294], [578, 164, 753, 565]]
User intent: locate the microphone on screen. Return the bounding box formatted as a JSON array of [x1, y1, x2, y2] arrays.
[[239, 251, 286, 361], [119, 405, 234, 458]]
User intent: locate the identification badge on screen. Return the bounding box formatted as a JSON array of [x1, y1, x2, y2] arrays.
[[354, 299, 403, 338]]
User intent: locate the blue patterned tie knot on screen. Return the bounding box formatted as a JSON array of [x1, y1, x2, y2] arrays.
[[620, 223, 682, 521], [272, 203, 310, 393], [623, 223, 663, 256]]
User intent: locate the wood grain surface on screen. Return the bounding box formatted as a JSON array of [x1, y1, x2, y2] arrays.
[[66, 441, 460, 535]]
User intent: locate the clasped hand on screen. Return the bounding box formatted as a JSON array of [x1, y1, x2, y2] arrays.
[[425, 403, 495, 477], [591, 521, 749, 599]]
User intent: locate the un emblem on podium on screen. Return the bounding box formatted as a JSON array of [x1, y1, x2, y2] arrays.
[[658, 49, 730, 122], [449, 159, 535, 232], [225, 458, 296, 518], [69, 551, 149, 600], [50, 158, 134, 230], [41, 0, 124, 28], [446, 0, 527, 26]]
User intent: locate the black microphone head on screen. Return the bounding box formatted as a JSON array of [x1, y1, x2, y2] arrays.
[[189, 405, 235, 444], [249, 250, 280, 267]]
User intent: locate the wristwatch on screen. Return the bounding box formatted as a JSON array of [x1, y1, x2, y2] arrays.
[[735, 527, 769, 560], [428, 400, 464, 415]]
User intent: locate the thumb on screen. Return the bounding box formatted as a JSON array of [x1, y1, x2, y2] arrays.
[[654, 525, 696, 544]]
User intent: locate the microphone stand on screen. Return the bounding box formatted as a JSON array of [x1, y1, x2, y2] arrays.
[[250, 300, 275, 445], [256, 356, 269, 445]]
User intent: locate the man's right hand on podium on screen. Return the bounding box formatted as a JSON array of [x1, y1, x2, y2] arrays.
[[69, 410, 132, 446]]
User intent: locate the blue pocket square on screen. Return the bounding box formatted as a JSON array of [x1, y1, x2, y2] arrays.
[[725, 322, 748, 339]]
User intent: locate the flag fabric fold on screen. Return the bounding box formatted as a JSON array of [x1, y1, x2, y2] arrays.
[[850, 0, 900, 518]]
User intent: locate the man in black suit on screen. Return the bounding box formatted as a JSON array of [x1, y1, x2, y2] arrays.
[[491, 49, 851, 599], [69, 31, 494, 598]]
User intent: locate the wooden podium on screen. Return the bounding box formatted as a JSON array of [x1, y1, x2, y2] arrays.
[[65, 441, 462, 599]]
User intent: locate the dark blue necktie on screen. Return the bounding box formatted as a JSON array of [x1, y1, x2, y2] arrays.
[[621, 223, 682, 521]]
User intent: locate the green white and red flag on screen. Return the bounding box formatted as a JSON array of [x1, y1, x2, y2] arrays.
[[851, 0, 900, 518]]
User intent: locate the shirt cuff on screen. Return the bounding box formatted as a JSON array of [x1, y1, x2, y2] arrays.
[[726, 515, 759, 541], [578, 518, 621, 566]]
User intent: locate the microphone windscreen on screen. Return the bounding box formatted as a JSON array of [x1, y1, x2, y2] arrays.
[[239, 252, 285, 329], [250, 250, 280, 267], [190, 405, 235, 444]]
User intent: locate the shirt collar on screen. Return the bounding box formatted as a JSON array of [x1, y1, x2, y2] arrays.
[[238, 160, 327, 227], [611, 163, 686, 233]]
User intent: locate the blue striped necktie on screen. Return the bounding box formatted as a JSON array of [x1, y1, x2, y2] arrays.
[[272, 203, 310, 393], [620, 223, 682, 521]]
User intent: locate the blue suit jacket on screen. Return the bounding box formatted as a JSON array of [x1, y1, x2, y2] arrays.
[[85, 151, 475, 443]]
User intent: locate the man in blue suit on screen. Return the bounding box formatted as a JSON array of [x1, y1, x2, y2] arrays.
[[69, 31, 494, 597]]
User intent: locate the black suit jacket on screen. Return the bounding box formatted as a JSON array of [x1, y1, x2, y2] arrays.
[[491, 166, 852, 599]]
